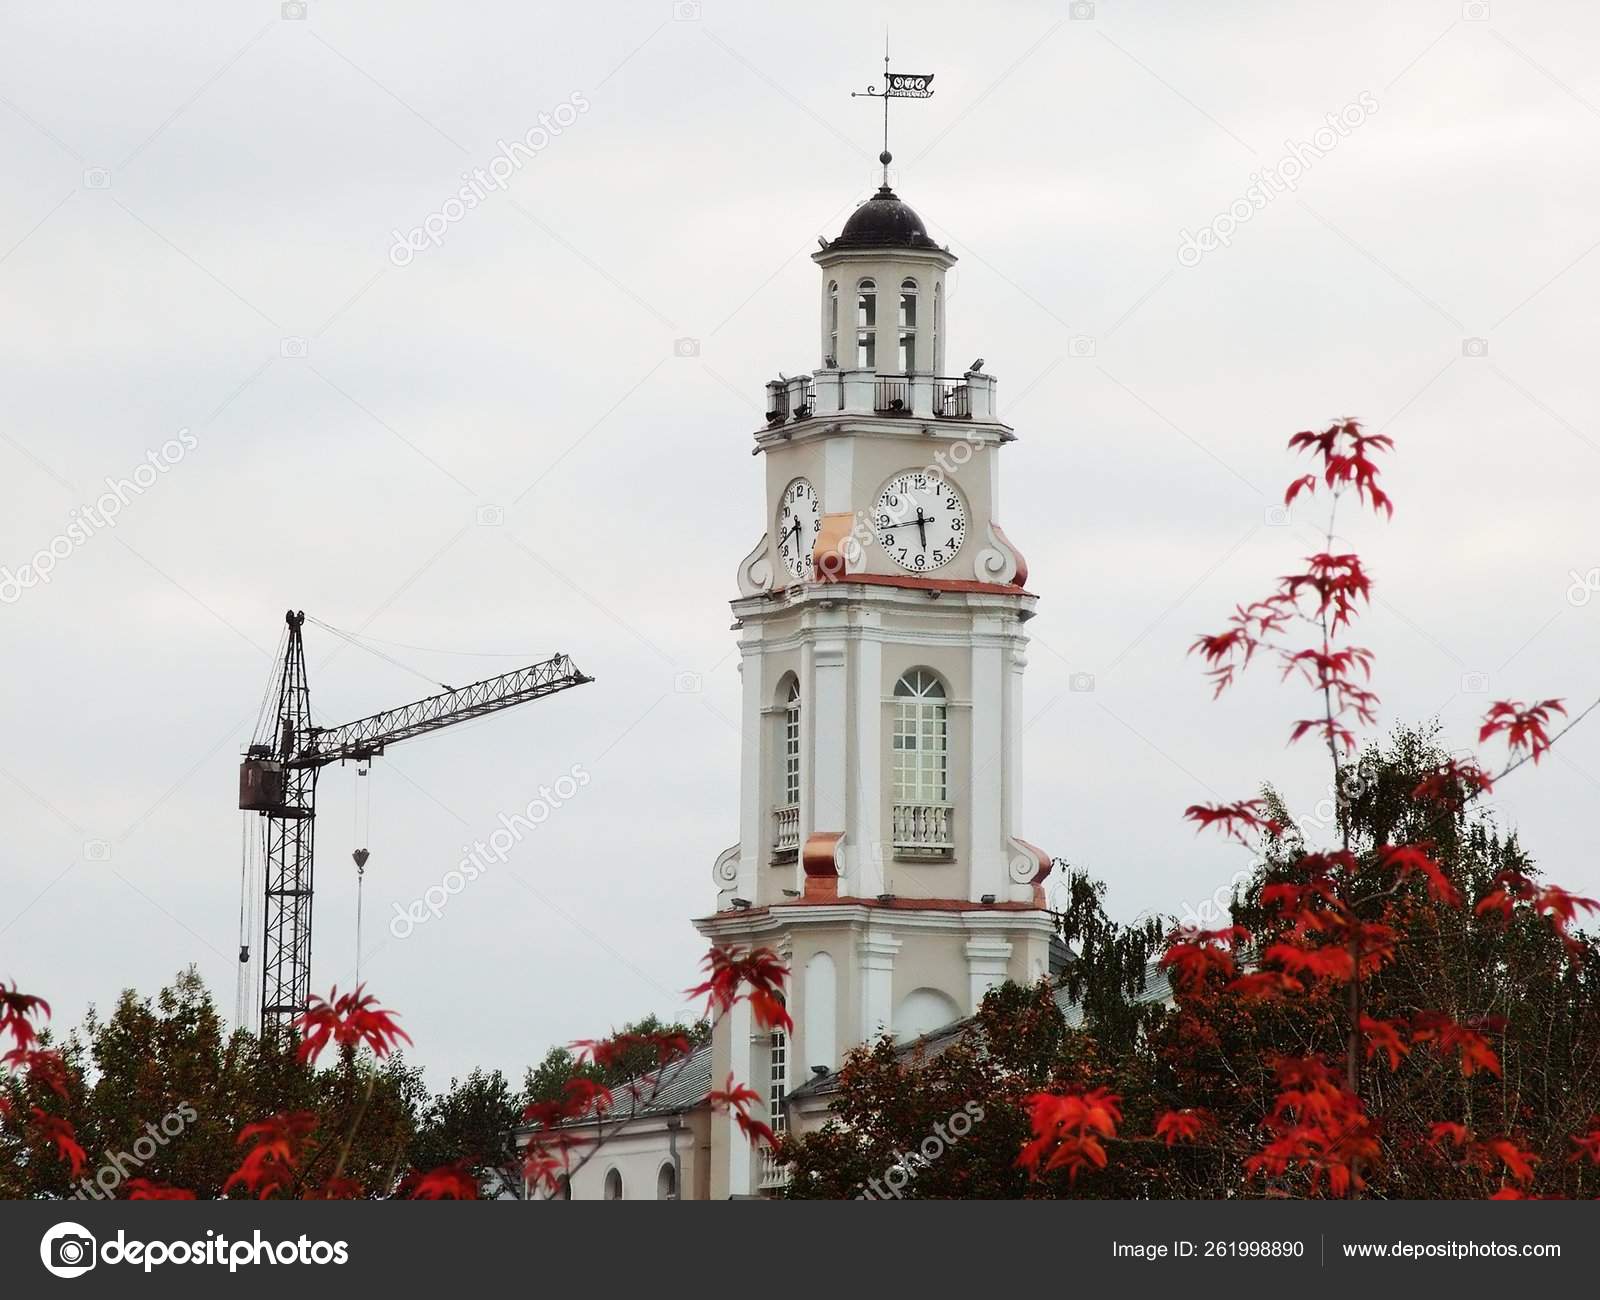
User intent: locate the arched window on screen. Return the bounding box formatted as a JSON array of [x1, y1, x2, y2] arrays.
[[603, 1167, 623, 1201], [656, 1162, 677, 1200], [933, 283, 942, 371], [855, 279, 876, 368], [892, 670, 950, 853], [898, 278, 917, 372], [827, 280, 838, 366], [782, 678, 800, 808]]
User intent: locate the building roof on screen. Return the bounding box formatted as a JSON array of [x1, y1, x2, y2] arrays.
[[825, 185, 947, 253], [517, 1043, 716, 1135]]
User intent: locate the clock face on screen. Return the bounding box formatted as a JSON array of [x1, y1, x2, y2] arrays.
[[776, 477, 821, 580], [874, 472, 967, 572]]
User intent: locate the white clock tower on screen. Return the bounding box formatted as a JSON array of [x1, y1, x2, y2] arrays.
[[694, 173, 1055, 1198]]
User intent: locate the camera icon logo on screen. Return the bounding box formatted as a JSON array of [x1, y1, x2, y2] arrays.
[[475, 504, 504, 526], [1069, 672, 1096, 693], [83, 840, 111, 862], [1264, 504, 1291, 527], [1069, 0, 1096, 18], [1461, 670, 1490, 694], [1461, 337, 1489, 358], [1067, 335, 1097, 359], [41, 1222, 97, 1278], [1566, 566, 1600, 607], [1462, 1, 1489, 20], [82, 167, 111, 190], [674, 671, 703, 694], [282, 1, 308, 18], [673, 337, 701, 358], [673, 1, 702, 19], [280, 337, 309, 359]]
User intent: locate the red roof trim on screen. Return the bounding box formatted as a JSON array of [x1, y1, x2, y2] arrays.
[[699, 895, 1047, 923], [774, 573, 1034, 598]]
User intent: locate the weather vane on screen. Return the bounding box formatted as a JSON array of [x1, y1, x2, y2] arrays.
[[851, 36, 935, 188]]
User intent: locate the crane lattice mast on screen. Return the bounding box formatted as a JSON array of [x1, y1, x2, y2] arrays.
[[239, 610, 592, 1036]]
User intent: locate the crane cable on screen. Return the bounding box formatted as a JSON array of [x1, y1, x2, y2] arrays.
[[353, 762, 372, 988], [305, 615, 452, 693]]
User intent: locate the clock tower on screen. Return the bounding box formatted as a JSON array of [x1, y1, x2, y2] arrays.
[[694, 176, 1054, 1198]]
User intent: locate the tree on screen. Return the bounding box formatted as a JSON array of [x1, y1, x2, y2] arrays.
[[0, 968, 427, 1199], [1022, 420, 1600, 1197]]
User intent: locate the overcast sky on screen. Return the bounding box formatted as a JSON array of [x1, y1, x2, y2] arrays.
[[3, 0, 1599, 1089]]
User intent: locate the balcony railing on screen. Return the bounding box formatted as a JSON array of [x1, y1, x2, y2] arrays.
[[772, 804, 799, 859], [892, 802, 955, 856], [874, 375, 909, 413], [758, 1148, 791, 1190], [763, 370, 997, 427], [935, 380, 971, 418]]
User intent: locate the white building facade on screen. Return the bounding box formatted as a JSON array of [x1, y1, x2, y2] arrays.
[[693, 178, 1055, 1198]]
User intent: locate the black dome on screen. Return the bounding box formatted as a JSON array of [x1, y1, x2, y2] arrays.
[[828, 186, 943, 252]]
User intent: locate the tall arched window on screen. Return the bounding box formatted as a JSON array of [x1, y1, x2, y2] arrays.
[[656, 1162, 677, 1200], [933, 283, 942, 372], [892, 669, 951, 854], [855, 279, 876, 368], [603, 1167, 623, 1200], [773, 677, 801, 858], [782, 679, 801, 808], [827, 280, 838, 366], [898, 278, 918, 372]]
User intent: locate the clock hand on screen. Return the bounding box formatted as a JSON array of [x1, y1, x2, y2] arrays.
[[914, 508, 928, 550]]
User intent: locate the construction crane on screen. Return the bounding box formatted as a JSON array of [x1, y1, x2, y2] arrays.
[[239, 610, 592, 1036]]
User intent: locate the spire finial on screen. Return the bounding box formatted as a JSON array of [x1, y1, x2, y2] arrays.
[[851, 38, 934, 190]]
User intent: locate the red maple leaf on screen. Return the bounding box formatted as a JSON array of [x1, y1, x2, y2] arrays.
[[708, 1074, 777, 1150], [1160, 926, 1249, 992], [1, 1047, 71, 1099], [1359, 1015, 1410, 1070], [125, 1178, 197, 1200], [292, 985, 411, 1065], [0, 983, 49, 1054], [1411, 758, 1493, 811], [223, 1111, 318, 1199], [1153, 1109, 1208, 1146], [408, 1162, 480, 1200], [1411, 1012, 1502, 1078], [1017, 1089, 1123, 1182], [1183, 800, 1284, 846], [1479, 699, 1566, 764], [1377, 841, 1461, 906], [1478, 1138, 1538, 1186], [687, 947, 792, 1033], [1429, 1122, 1471, 1150], [30, 1109, 86, 1178]]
